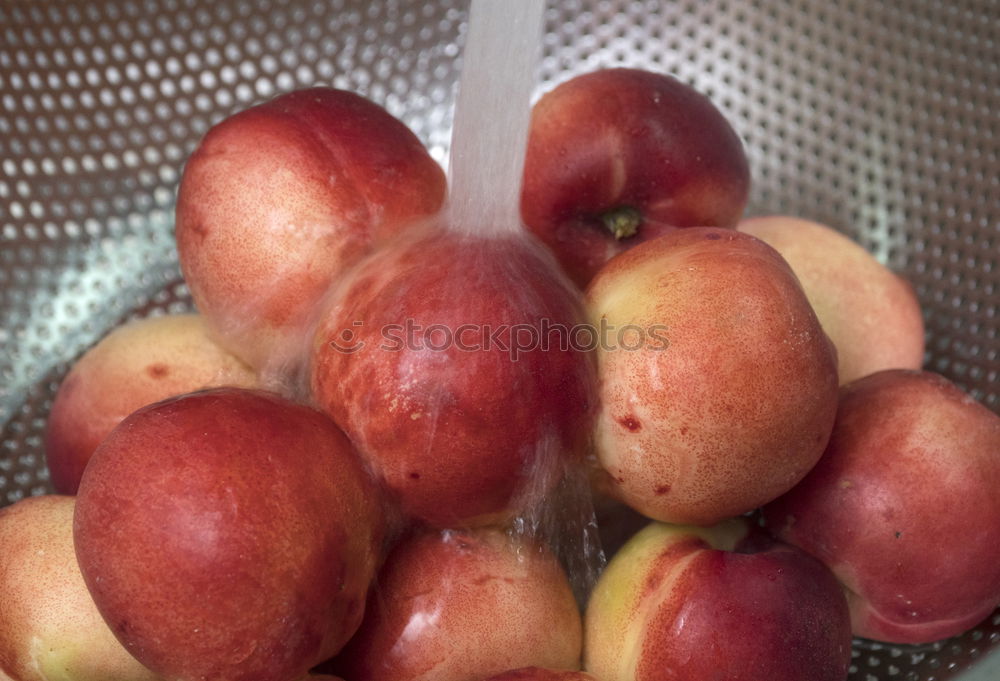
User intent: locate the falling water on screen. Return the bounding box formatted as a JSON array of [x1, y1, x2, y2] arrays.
[[446, 0, 546, 236]]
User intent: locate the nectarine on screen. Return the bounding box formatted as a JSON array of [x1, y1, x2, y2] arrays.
[[764, 369, 1000, 644], [586, 228, 839, 525], [739, 216, 925, 384], [74, 389, 384, 681], [176, 87, 447, 374], [45, 314, 257, 494], [310, 226, 595, 528], [0, 496, 158, 681], [333, 527, 583, 681], [584, 519, 852, 681], [522, 68, 750, 286]]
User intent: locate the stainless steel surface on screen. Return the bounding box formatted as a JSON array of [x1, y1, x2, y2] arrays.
[[1, 1, 998, 679]]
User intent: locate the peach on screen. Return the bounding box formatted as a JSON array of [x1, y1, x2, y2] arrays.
[[584, 519, 852, 681], [0, 495, 158, 681], [176, 87, 447, 373], [73, 389, 385, 681], [332, 527, 582, 681], [44, 314, 257, 494], [764, 369, 1000, 644], [739, 215, 925, 384], [521, 68, 750, 286], [586, 228, 839, 525], [309, 226, 595, 528]]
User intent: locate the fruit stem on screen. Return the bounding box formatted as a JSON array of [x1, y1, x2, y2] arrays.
[[602, 207, 642, 240]]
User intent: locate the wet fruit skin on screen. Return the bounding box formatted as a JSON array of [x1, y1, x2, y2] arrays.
[[332, 527, 583, 681], [583, 519, 852, 681], [764, 369, 1000, 644], [310, 225, 595, 528], [73, 388, 385, 681], [176, 87, 446, 374], [521, 67, 750, 287]]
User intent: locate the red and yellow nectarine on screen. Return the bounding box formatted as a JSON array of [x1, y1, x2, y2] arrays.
[[45, 314, 257, 494], [0, 496, 158, 681], [739, 216, 925, 385], [586, 228, 839, 525], [584, 519, 852, 681], [176, 87, 446, 374]]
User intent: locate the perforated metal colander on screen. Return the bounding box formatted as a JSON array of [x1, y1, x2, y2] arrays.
[[1, 1, 998, 679]]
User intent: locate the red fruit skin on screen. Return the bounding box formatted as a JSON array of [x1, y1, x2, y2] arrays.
[[764, 369, 1000, 644], [73, 389, 385, 681], [584, 520, 852, 681], [332, 528, 583, 681], [635, 543, 851, 681], [310, 227, 595, 528], [521, 68, 750, 286], [176, 87, 446, 372]]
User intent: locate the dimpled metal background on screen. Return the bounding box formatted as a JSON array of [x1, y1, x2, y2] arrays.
[[1, 1, 997, 678]]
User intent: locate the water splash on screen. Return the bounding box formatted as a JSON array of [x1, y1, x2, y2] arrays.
[[446, 0, 545, 236]]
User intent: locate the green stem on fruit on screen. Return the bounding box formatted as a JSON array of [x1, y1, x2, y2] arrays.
[[602, 206, 642, 240]]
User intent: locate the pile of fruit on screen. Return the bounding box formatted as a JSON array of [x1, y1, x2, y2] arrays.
[[1, 67, 998, 681]]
